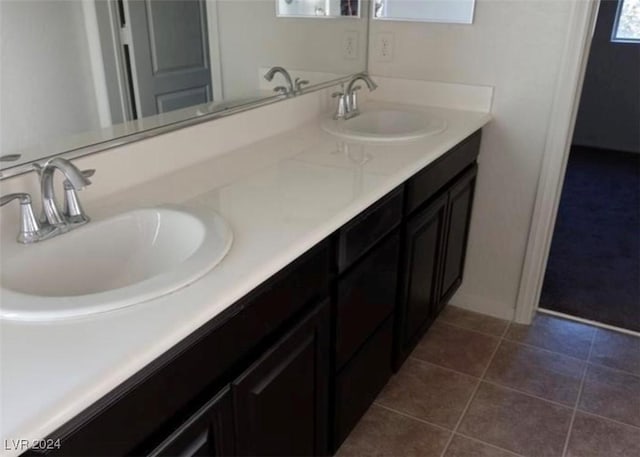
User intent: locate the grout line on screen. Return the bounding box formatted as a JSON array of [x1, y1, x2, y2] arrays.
[[436, 317, 509, 339], [479, 379, 576, 410], [501, 337, 592, 363], [438, 323, 505, 457], [561, 327, 596, 457], [372, 403, 453, 433], [572, 409, 640, 431], [584, 359, 640, 379], [501, 330, 639, 378], [407, 356, 481, 380], [373, 402, 527, 456], [454, 432, 525, 456], [500, 320, 511, 338], [435, 319, 505, 340]]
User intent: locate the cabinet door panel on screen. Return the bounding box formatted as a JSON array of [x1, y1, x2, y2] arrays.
[[233, 300, 329, 457], [439, 165, 478, 309], [149, 387, 234, 457], [396, 193, 448, 368]]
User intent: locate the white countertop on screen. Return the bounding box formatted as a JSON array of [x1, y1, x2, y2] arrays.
[[0, 101, 491, 454]]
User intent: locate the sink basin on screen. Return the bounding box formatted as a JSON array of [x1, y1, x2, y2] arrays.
[[322, 109, 447, 143], [0, 207, 233, 321]]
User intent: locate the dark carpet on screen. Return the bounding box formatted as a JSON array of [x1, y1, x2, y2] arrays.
[[540, 145, 640, 332]]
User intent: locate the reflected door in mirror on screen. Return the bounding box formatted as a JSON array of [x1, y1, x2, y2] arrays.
[[125, 0, 213, 118]]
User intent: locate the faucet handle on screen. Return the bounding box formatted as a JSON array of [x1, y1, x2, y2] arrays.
[[0, 193, 53, 244], [331, 92, 348, 120], [295, 78, 310, 94], [63, 169, 95, 190], [1, 192, 32, 208]]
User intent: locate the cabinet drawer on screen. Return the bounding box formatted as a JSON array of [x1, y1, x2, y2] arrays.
[[148, 387, 235, 457], [333, 316, 393, 450], [406, 130, 481, 214], [336, 231, 399, 369], [337, 186, 403, 272]]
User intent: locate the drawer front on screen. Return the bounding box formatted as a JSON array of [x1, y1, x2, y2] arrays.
[[43, 242, 331, 457], [333, 316, 394, 451], [148, 387, 235, 457], [338, 186, 403, 272], [336, 231, 400, 369], [406, 130, 481, 214]]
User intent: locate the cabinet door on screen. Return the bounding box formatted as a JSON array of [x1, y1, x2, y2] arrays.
[[233, 300, 329, 457], [148, 387, 235, 457], [396, 193, 448, 367], [438, 165, 478, 311]]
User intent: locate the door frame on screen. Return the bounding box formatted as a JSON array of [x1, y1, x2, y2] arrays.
[[514, 0, 601, 324]]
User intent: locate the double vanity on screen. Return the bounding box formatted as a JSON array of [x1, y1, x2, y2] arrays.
[[1, 96, 490, 456]]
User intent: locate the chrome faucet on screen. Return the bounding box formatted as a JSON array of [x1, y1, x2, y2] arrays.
[[264, 66, 295, 96], [342, 73, 378, 119], [40, 158, 92, 227], [2, 158, 94, 244], [332, 74, 378, 120]]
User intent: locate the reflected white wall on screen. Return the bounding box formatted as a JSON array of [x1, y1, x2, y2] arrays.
[[0, 0, 101, 156]]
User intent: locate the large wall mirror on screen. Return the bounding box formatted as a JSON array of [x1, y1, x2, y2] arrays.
[[0, 0, 369, 176]]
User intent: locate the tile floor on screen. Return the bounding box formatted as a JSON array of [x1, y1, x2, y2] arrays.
[[337, 308, 640, 457]]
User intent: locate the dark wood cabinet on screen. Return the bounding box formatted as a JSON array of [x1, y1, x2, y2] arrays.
[[149, 387, 235, 457], [395, 164, 478, 370], [233, 300, 330, 457], [438, 164, 478, 310], [395, 193, 448, 368]]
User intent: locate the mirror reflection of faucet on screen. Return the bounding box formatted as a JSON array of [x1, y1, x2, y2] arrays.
[[335, 142, 372, 167], [264, 66, 296, 96]]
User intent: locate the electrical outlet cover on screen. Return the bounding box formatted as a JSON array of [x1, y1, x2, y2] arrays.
[[376, 32, 394, 62], [343, 30, 359, 60]]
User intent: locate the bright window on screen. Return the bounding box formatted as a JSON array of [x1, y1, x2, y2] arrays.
[[612, 0, 640, 42]]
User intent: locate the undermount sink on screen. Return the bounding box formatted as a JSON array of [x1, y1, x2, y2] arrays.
[[0, 207, 233, 321], [322, 109, 447, 143]]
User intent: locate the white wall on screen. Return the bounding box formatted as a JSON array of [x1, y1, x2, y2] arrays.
[[572, 0, 640, 153], [369, 0, 574, 319], [216, 0, 369, 99], [0, 0, 101, 156]]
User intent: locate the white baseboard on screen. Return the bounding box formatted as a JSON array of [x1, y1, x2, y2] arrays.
[[448, 292, 515, 322]]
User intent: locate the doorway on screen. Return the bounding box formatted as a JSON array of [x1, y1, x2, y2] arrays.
[[539, 0, 640, 332], [93, 0, 221, 124]]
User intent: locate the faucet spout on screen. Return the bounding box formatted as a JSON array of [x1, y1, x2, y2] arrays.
[[346, 73, 377, 94], [264, 66, 295, 95], [40, 158, 91, 226]]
